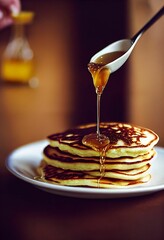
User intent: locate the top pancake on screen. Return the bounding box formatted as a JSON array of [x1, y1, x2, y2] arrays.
[[48, 122, 159, 158]]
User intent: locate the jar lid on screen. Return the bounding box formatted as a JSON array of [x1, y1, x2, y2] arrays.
[[12, 11, 35, 24]]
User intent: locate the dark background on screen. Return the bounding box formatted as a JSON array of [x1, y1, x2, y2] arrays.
[[17, 0, 128, 125], [71, 0, 128, 125]]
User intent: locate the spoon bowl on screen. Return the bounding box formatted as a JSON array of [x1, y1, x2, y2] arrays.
[[91, 39, 135, 73], [90, 6, 163, 73]]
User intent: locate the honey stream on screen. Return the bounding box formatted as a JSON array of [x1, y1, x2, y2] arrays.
[[83, 51, 125, 186]]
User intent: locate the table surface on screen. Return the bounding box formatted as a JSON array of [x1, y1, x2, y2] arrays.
[[1, 84, 164, 240]]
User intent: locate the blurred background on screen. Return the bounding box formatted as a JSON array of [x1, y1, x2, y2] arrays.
[[0, 1, 163, 239], [0, 0, 163, 164]]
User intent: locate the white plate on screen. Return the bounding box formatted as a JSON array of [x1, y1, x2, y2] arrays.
[[6, 140, 164, 199]]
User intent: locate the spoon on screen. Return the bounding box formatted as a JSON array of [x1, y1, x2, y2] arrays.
[[90, 6, 164, 73]]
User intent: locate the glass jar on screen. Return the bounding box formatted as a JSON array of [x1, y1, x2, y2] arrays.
[[1, 12, 38, 87]]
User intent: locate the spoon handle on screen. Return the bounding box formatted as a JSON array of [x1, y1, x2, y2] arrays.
[[131, 6, 164, 42]]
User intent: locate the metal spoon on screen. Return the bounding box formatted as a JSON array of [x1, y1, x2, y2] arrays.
[[90, 6, 164, 73]]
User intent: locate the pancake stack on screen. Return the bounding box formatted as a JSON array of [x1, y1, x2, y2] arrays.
[[37, 122, 159, 188]]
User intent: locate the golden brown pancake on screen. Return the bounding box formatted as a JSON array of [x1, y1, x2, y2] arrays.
[[36, 122, 159, 188], [37, 161, 151, 188], [43, 145, 156, 171], [48, 122, 159, 158]]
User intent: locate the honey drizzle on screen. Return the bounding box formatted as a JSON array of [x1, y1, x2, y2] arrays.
[[34, 175, 45, 182], [97, 145, 108, 187], [83, 51, 126, 187], [82, 133, 109, 188]]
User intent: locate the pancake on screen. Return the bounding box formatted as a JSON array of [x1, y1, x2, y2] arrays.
[[36, 122, 159, 188], [43, 145, 156, 171], [86, 164, 151, 180], [48, 122, 159, 158], [37, 161, 151, 188]]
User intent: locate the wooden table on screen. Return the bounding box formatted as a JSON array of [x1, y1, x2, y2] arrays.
[[1, 84, 164, 240]]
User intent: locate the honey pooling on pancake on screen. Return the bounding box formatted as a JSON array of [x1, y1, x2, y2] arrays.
[[51, 123, 149, 148]]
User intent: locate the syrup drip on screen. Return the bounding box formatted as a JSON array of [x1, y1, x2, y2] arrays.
[[97, 146, 108, 187], [34, 175, 45, 182], [82, 133, 109, 187]]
